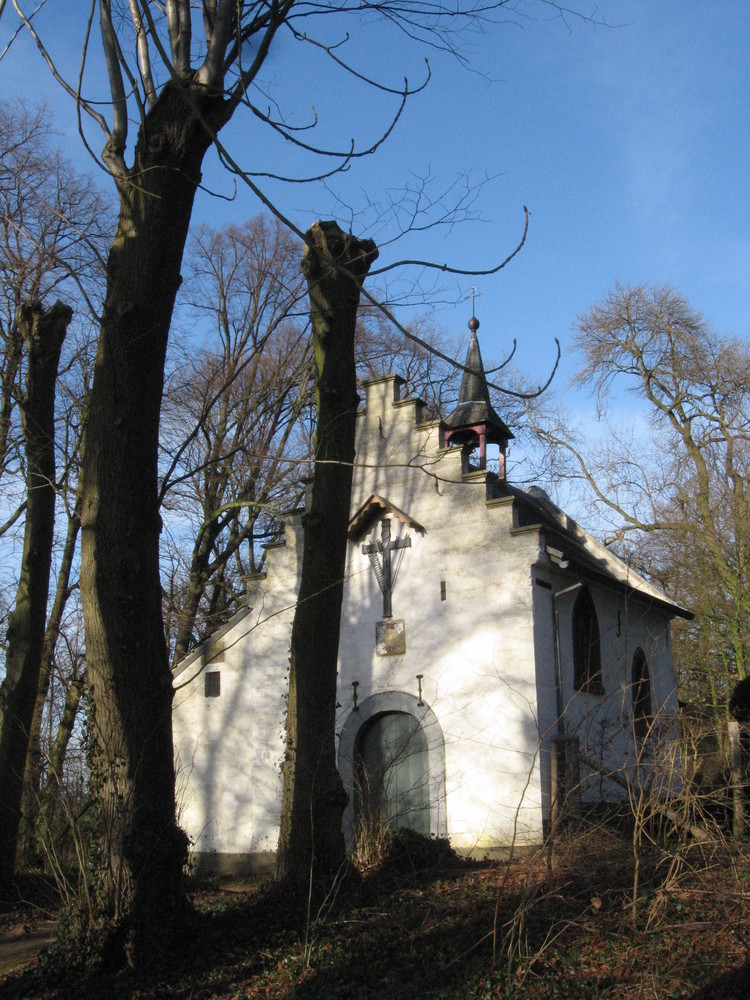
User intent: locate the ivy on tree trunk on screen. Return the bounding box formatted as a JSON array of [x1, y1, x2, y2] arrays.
[[277, 221, 378, 882]]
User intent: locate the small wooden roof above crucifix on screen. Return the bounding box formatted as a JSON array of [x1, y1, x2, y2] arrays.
[[348, 494, 426, 542]]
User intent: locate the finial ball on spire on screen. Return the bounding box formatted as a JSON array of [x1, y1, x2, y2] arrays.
[[468, 316, 480, 332]]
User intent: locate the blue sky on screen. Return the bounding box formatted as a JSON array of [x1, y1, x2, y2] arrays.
[[3, 1, 748, 393]]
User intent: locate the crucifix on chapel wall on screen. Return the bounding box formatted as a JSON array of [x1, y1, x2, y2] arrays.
[[362, 518, 411, 618]]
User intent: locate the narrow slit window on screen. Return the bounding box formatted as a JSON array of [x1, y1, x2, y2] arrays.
[[572, 587, 603, 694], [631, 648, 651, 740]]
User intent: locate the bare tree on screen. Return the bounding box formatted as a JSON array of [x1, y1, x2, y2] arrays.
[[10, 0, 592, 963], [0, 101, 108, 886], [161, 223, 503, 669], [277, 220, 378, 881], [0, 299, 72, 888], [355, 307, 464, 419], [0, 101, 106, 485], [528, 284, 750, 710], [160, 217, 312, 662]]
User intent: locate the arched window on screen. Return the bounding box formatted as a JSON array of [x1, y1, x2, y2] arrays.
[[572, 587, 603, 693], [631, 648, 651, 740]]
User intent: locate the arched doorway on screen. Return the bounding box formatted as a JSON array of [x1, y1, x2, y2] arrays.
[[355, 711, 430, 835], [338, 692, 446, 847]]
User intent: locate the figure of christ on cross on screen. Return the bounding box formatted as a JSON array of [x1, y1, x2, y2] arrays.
[[362, 518, 411, 618]]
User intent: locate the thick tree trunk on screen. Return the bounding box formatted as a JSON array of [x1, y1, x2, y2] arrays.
[[19, 491, 82, 863], [277, 222, 377, 882], [0, 300, 71, 890], [79, 81, 230, 966]]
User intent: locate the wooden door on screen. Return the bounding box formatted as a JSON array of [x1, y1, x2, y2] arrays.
[[356, 711, 430, 835]]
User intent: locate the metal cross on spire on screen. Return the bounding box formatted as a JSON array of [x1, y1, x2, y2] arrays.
[[470, 284, 482, 319], [362, 519, 411, 618]]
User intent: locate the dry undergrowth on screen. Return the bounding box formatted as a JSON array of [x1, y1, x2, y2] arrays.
[[1, 823, 749, 999]]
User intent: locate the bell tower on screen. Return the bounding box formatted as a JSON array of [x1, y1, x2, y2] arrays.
[[443, 315, 513, 477]]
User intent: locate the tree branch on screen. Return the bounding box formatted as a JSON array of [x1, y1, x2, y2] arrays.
[[128, 0, 157, 109], [99, 0, 128, 166], [11, 0, 113, 148]]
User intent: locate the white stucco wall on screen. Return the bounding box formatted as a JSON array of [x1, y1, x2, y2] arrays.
[[172, 539, 298, 863], [530, 560, 680, 811], [172, 374, 681, 867], [329, 377, 546, 850]]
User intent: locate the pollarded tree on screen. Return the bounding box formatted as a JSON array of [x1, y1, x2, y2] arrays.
[[0, 300, 72, 888], [529, 284, 750, 710], [277, 220, 378, 881], [0, 101, 109, 886], [277, 226, 549, 879]]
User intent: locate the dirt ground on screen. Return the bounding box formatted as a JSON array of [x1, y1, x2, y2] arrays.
[[0, 919, 58, 977]]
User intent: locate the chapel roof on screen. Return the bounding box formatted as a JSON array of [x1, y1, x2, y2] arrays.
[[511, 485, 693, 619]]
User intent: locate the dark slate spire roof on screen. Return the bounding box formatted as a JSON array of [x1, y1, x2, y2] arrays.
[[443, 317, 514, 441]]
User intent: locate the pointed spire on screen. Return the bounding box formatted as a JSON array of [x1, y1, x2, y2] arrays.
[[444, 315, 513, 442], [455, 317, 492, 413]]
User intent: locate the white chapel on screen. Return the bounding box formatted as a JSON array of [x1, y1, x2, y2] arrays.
[[172, 318, 689, 873]]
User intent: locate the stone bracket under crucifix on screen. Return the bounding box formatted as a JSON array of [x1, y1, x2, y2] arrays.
[[362, 518, 411, 618]]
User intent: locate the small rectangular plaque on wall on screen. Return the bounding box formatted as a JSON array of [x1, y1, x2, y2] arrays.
[[376, 619, 406, 656]]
